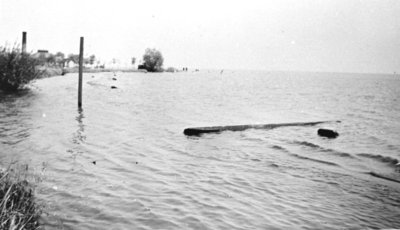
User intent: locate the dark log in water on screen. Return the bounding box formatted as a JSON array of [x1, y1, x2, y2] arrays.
[[184, 121, 340, 136], [368, 172, 400, 184]]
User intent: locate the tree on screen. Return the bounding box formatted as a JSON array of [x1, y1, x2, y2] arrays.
[[142, 48, 163, 72], [55, 52, 65, 59], [67, 54, 79, 63], [46, 54, 56, 65], [84, 58, 90, 65], [55, 52, 65, 67], [89, 55, 96, 65]]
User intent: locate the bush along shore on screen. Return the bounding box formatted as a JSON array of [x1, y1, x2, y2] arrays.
[[0, 165, 42, 229], [0, 46, 113, 92], [0, 47, 42, 92]]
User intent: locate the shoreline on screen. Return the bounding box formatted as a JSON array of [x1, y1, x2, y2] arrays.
[[38, 66, 147, 78]]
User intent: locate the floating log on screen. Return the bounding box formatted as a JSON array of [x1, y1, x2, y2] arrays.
[[368, 172, 400, 184], [184, 121, 340, 136], [317, 128, 339, 138]]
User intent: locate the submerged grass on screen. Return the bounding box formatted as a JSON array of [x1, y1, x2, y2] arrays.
[[0, 165, 42, 230]]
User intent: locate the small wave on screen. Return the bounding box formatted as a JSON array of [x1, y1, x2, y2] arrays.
[[367, 172, 400, 184], [291, 154, 338, 166], [271, 145, 288, 152], [293, 141, 354, 158], [330, 151, 354, 158], [295, 141, 321, 148], [86, 81, 107, 88], [357, 153, 399, 166]]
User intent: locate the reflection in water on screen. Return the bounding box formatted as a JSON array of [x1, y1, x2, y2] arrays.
[[0, 88, 33, 103], [69, 108, 86, 162], [73, 108, 86, 145], [0, 90, 35, 146]]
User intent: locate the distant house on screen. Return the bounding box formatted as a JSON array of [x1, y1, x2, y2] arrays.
[[32, 50, 50, 59], [37, 49, 48, 53], [65, 60, 77, 68], [87, 63, 96, 69], [32, 50, 53, 66], [63, 58, 95, 68]]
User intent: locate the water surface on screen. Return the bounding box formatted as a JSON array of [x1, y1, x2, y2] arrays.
[[1, 71, 399, 229]]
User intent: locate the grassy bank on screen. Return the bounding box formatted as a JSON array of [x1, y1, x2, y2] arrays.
[[0, 166, 41, 229]]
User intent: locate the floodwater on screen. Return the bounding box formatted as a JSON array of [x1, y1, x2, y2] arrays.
[[1, 70, 400, 229]]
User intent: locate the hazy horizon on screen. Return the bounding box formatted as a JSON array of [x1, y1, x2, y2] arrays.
[[1, 0, 399, 74]]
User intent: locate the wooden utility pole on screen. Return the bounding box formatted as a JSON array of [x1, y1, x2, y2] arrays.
[[78, 37, 84, 108], [22, 32, 27, 53]]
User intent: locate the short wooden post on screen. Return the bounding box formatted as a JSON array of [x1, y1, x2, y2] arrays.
[[22, 32, 27, 53], [78, 37, 84, 108]]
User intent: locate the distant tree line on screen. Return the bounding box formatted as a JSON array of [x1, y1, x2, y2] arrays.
[[34, 51, 98, 68], [36, 48, 168, 72]]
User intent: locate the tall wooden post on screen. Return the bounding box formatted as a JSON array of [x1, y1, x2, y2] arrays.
[[22, 32, 27, 53], [78, 37, 84, 108]]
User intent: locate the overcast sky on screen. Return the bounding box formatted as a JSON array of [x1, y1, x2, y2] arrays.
[[1, 0, 399, 73]]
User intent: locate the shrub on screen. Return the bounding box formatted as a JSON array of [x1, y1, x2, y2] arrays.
[[0, 47, 42, 92], [165, 67, 176, 72], [0, 165, 42, 229], [37, 66, 63, 78], [142, 48, 164, 72]]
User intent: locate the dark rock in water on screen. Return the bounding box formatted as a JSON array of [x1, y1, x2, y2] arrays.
[[112, 78, 117, 80], [111, 86, 117, 89], [92, 161, 96, 165], [318, 128, 339, 138]]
